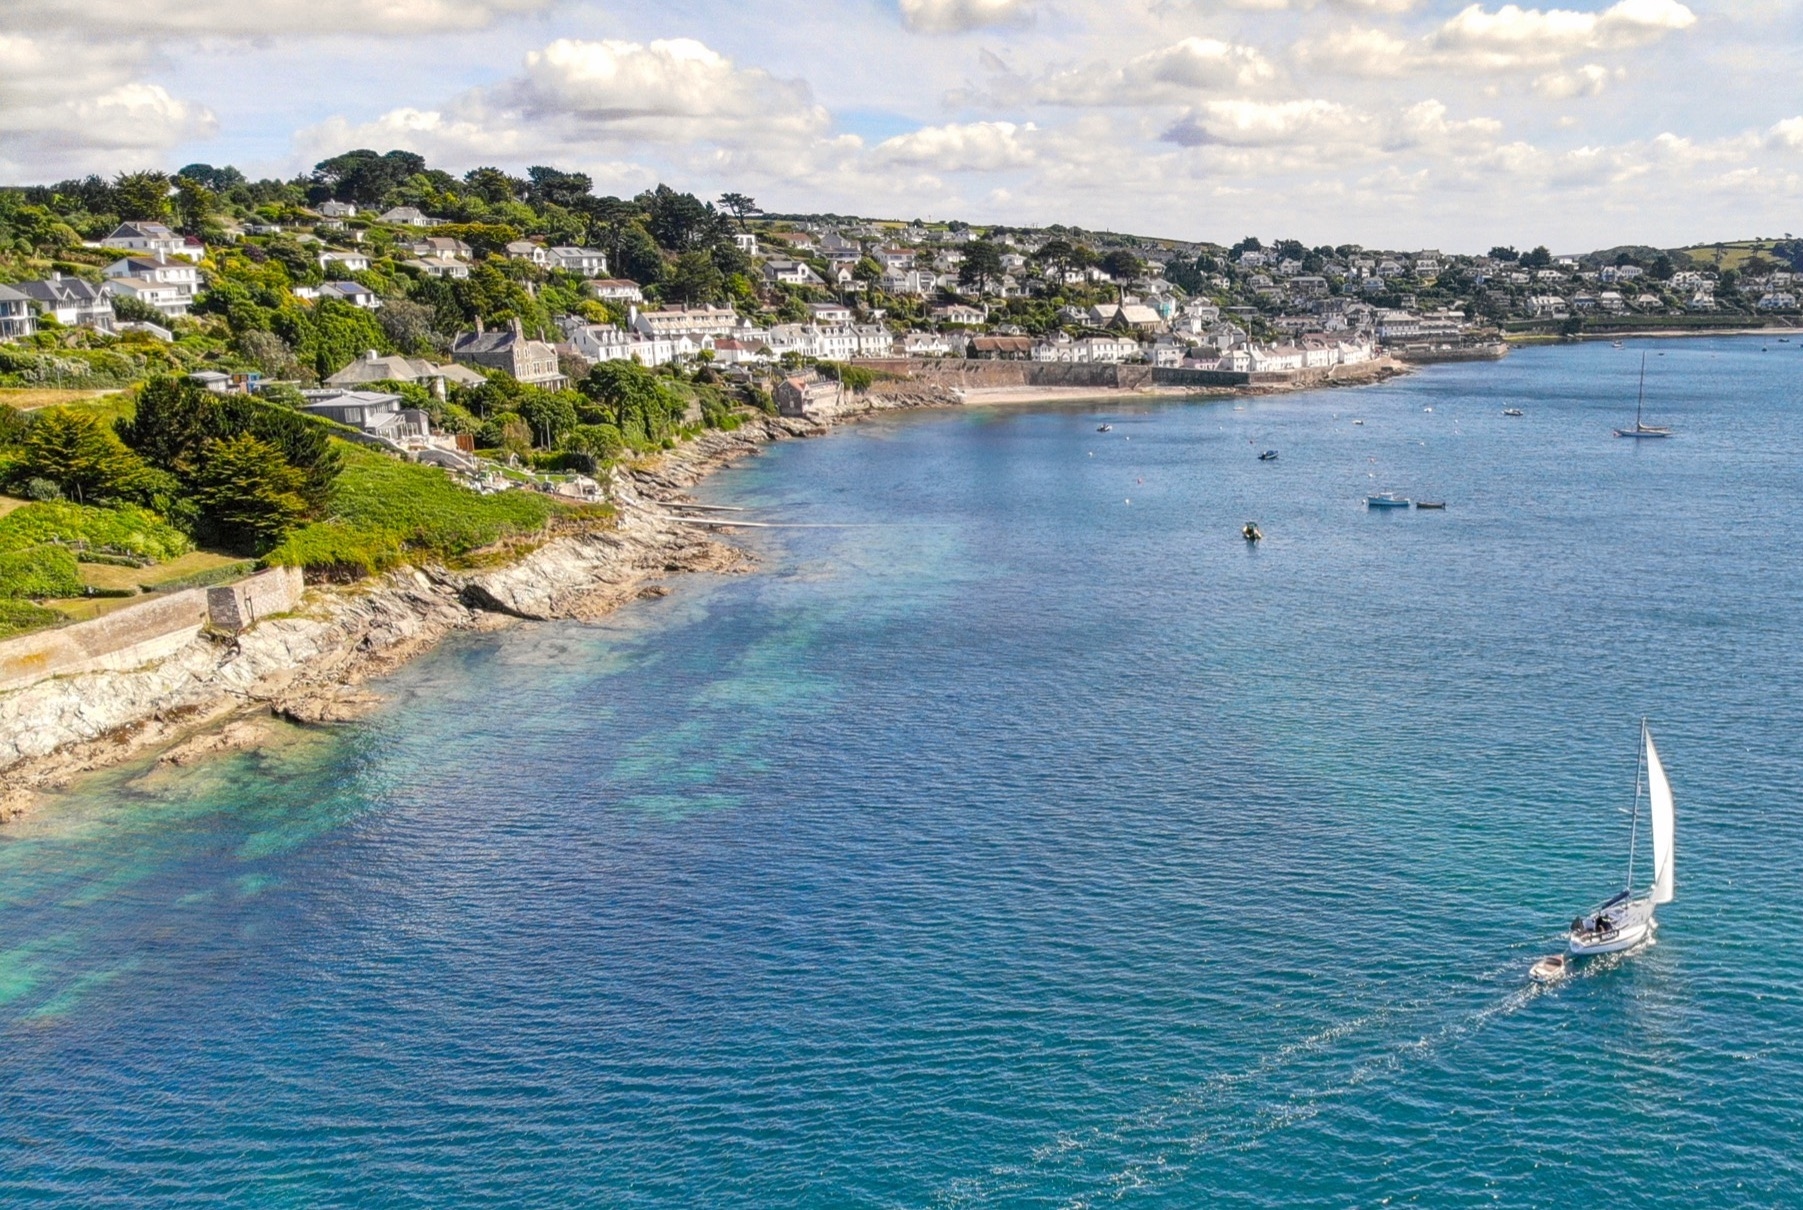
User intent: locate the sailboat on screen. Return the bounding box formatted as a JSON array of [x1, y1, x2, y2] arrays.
[[1567, 722, 1676, 956], [1614, 352, 1671, 438]]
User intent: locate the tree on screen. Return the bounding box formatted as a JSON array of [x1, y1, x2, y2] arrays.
[[614, 224, 667, 287], [667, 250, 725, 305], [515, 390, 579, 448], [718, 192, 759, 230], [189, 433, 310, 552], [463, 167, 524, 206], [1522, 245, 1553, 270], [112, 171, 173, 222], [17, 409, 163, 505], [1650, 255, 1675, 282], [579, 360, 682, 444], [639, 184, 722, 251], [959, 240, 1005, 295], [526, 166, 593, 209], [1100, 249, 1146, 282], [308, 298, 392, 380], [178, 164, 246, 192], [172, 175, 217, 234], [853, 256, 884, 285], [311, 149, 427, 206], [235, 329, 302, 378], [377, 298, 444, 355]]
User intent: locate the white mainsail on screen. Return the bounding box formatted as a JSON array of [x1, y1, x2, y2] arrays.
[[1647, 729, 1675, 905]]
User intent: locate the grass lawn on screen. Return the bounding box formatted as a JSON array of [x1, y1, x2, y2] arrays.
[[77, 550, 249, 594], [0, 495, 26, 519], [44, 595, 163, 623], [0, 388, 125, 413]]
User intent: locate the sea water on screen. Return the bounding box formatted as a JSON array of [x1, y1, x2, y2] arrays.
[[2, 337, 1801, 1206]]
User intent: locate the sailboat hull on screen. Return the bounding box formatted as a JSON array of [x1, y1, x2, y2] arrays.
[[1568, 898, 1656, 955]]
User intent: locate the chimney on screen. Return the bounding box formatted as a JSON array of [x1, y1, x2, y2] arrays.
[[510, 316, 524, 338], [365, 349, 379, 362], [475, 316, 484, 335]]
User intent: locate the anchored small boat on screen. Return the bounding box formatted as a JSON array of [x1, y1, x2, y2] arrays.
[[1502, 408, 1524, 417], [1529, 955, 1568, 983], [1415, 501, 1446, 510], [1365, 493, 1411, 509], [1097, 424, 1113, 432], [1567, 721, 1676, 957], [1614, 353, 1672, 438], [1242, 521, 1262, 542], [1258, 449, 1278, 461]]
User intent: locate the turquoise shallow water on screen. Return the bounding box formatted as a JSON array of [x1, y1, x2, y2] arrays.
[[3, 338, 1802, 1206]]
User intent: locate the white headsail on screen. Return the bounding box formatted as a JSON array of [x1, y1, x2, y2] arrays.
[[1647, 729, 1675, 904]]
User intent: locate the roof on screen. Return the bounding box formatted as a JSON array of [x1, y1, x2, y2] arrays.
[[106, 222, 177, 240], [15, 278, 108, 304], [0, 285, 30, 302]]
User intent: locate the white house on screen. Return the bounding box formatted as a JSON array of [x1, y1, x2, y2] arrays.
[[318, 281, 382, 309], [319, 250, 371, 274], [763, 259, 825, 287], [1375, 310, 1423, 341], [507, 240, 550, 266], [379, 207, 440, 227], [405, 256, 470, 280], [316, 201, 358, 220], [903, 330, 952, 357], [809, 302, 853, 324], [631, 305, 740, 339], [1757, 292, 1799, 310], [411, 237, 472, 261], [1077, 335, 1139, 363], [586, 279, 644, 304], [16, 274, 115, 330], [103, 276, 190, 317], [880, 269, 934, 296], [708, 337, 772, 365], [101, 222, 202, 261], [0, 286, 38, 341], [854, 324, 894, 358], [103, 256, 201, 301], [732, 232, 758, 256], [547, 247, 607, 276]]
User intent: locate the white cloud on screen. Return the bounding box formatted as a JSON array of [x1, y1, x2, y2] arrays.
[[1300, 0, 1696, 77], [0, 0, 550, 38], [1430, 0, 1696, 71], [985, 37, 1278, 106], [1533, 63, 1618, 98], [872, 121, 1039, 170], [1126, 38, 1279, 91], [1766, 117, 1803, 153], [0, 34, 214, 176], [1163, 99, 1366, 147], [899, 0, 1035, 34]]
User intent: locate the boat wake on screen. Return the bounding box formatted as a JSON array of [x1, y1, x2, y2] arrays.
[[935, 949, 1602, 1209]]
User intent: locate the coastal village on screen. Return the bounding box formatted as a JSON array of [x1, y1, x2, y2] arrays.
[[1, 154, 1801, 772]]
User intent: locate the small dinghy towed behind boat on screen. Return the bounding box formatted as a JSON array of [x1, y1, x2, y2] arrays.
[[1567, 721, 1676, 957], [1529, 954, 1568, 983]]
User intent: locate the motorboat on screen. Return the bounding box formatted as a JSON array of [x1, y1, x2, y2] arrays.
[[1258, 449, 1278, 461], [1242, 521, 1263, 542], [1614, 353, 1672, 438], [1097, 424, 1113, 432], [1502, 408, 1524, 417], [1529, 955, 1568, 983], [1352, 419, 1365, 426], [1365, 493, 1411, 508], [1415, 501, 1446, 510], [1612, 341, 1624, 349], [1567, 722, 1676, 957]]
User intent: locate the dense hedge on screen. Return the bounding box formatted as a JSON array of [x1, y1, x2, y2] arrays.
[[0, 544, 84, 599], [0, 501, 193, 561]]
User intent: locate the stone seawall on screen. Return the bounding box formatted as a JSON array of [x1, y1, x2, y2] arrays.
[[0, 589, 210, 694], [207, 566, 304, 632]]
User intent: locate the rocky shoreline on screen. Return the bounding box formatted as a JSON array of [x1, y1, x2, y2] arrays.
[[0, 410, 847, 821], [0, 369, 1404, 821]]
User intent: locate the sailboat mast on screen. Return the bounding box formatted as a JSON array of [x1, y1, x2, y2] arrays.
[[1636, 353, 1647, 428], [1626, 719, 1645, 891]]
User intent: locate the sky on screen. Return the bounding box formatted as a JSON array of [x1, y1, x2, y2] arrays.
[[2, 0, 1801, 251]]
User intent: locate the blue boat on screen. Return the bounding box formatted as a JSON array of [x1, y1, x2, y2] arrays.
[[1259, 449, 1278, 461], [1366, 493, 1411, 509]]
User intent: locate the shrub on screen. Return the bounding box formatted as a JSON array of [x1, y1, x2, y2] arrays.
[[0, 599, 63, 639], [0, 545, 84, 599], [0, 501, 192, 561]]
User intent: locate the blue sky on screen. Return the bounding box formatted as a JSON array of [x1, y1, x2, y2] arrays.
[[3, 0, 1801, 251]]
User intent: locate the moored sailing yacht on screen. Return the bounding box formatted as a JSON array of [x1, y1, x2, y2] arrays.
[[1614, 352, 1672, 438], [1568, 722, 1675, 956]]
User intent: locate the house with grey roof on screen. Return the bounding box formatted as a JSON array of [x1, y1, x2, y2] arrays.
[[317, 281, 382, 309], [379, 207, 440, 228], [326, 350, 487, 394], [546, 247, 607, 276], [450, 317, 567, 388], [0, 286, 38, 341], [100, 222, 202, 261], [14, 274, 114, 330], [104, 255, 201, 303]]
